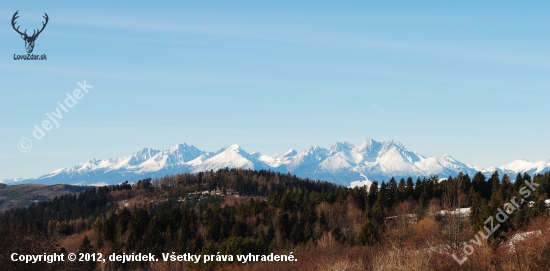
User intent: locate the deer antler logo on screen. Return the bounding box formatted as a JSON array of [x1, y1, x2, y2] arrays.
[[11, 10, 49, 54]]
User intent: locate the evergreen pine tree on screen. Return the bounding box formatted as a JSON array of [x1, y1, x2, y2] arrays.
[[414, 178, 423, 201], [405, 177, 414, 199], [377, 182, 388, 209], [358, 220, 379, 245], [387, 178, 398, 207], [397, 178, 406, 203], [367, 181, 379, 208], [472, 171, 488, 200], [78, 235, 95, 271]]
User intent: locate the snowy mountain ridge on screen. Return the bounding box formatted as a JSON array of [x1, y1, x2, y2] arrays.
[[4, 138, 550, 187]]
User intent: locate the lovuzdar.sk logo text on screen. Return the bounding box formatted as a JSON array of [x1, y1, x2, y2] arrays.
[[12, 10, 48, 60]]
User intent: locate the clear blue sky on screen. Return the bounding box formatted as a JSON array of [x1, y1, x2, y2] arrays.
[[1, 1, 549, 180]]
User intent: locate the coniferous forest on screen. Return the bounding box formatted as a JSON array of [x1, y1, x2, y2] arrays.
[[2, 168, 550, 270]]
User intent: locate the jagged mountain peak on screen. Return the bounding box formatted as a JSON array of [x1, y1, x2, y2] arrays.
[[354, 138, 383, 158], [356, 137, 379, 148], [225, 144, 242, 152], [126, 148, 161, 166], [500, 159, 550, 174], [381, 139, 405, 150], [440, 153, 456, 160], [136, 147, 158, 154], [329, 141, 354, 153], [9, 138, 549, 187], [297, 146, 329, 161], [215, 144, 244, 154], [169, 143, 191, 151], [283, 149, 298, 156]]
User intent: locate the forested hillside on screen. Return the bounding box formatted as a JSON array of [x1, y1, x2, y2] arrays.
[[0, 184, 93, 210], [2, 168, 550, 270]]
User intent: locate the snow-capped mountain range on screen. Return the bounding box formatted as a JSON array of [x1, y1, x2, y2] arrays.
[[3, 138, 550, 187]]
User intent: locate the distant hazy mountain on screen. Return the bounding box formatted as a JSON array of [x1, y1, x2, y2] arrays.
[[4, 139, 549, 187]]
